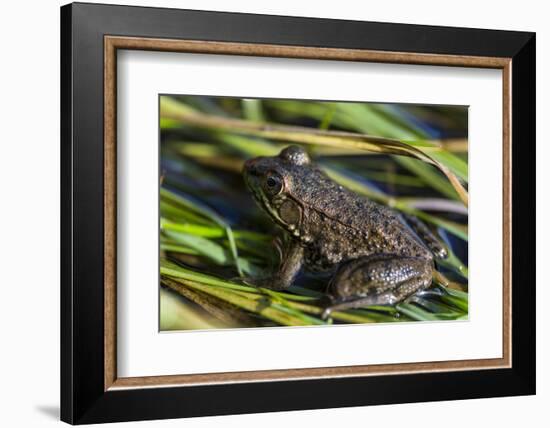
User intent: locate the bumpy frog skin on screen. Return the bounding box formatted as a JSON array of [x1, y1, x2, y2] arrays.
[[243, 145, 448, 315]]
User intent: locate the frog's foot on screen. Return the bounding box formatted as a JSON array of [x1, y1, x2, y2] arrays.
[[322, 292, 398, 320], [235, 274, 298, 291], [323, 255, 432, 319], [234, 237, 305, 291], [229, 275, 255, 285], [400, 213, 448, 260], [233, 275, 277, 289], [414, 287, 445, 298]]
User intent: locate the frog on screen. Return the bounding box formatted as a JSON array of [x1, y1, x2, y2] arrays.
[[243, 145, 448, 317]]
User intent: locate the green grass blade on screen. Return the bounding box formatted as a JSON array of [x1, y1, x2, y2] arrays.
[[396, 303, 441, 321], [162, 231, 228, 265], [242, 98, 266, 122], [161, 188, 243, 276]]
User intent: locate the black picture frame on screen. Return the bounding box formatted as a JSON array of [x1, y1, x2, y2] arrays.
[[61, 2, 535, 424]]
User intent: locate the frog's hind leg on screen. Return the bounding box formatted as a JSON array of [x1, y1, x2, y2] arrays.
[[322, 255, 432, 319], [322, 277, 429, 319]]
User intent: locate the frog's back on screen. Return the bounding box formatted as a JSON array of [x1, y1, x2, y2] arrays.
[[293, 166, 431, 260]]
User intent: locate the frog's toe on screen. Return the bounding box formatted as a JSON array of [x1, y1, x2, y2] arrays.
[[323, 293, 400, 315], [240, 276, 270, 287], [237, 274, 296, 291], [230, 275, 257, 285], [415, 287, 445, 298], [319, 295, 336, 320], [231, 275, 270, 288], [321, 307, 333, 321]]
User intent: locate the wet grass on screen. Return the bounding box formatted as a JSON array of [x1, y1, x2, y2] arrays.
[[159, 96, 468, 330]]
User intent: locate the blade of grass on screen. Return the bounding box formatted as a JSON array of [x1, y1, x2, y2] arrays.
[[440, 294, 468, 312], [407, 295, 465, 315], [162, 218, 269, 242], [160, 243, 199, 255], [161, 187, 244, 276], [162, 278, 257, 327], [160, 98, 468, 205], [162, 230, 229, 265], [161, 259, 257, 291], [241, 98, 265, 122], [396, 303, 441, 321], [394, 157, 460, 200], [173, 278, 319, 326], [160, 200, 214, 226], [162, 259, 316, 302]]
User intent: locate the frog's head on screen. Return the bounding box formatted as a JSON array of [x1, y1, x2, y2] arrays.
[[243, 145, 311, 234]]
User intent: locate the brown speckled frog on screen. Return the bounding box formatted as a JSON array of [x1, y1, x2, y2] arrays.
[[243, 145, 448, 315]]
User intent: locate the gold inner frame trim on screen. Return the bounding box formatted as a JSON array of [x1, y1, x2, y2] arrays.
[[104, 35, 512, 391]]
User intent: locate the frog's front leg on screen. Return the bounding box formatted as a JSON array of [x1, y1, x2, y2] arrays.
[[245, 239, 304, 290], [323, 254, 433, 317]]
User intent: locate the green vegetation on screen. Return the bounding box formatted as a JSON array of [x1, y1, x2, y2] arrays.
[[159, 96, 468, 331]]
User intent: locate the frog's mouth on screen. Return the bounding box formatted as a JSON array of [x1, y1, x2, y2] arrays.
[[244, 170, 286, 226], [244, 173, 274, 214]]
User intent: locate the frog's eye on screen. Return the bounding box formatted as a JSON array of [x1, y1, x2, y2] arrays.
[[264, 173, 283, 196]]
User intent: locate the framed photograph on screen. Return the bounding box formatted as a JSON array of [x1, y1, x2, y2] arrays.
[[60, 2, 535, 424]]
